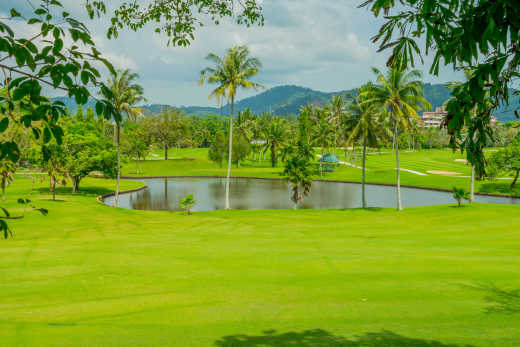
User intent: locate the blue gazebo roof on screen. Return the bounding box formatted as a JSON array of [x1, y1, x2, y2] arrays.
[[320, 154, 339, 163]]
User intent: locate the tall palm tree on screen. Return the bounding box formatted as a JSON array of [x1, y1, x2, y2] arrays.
[[263, 116, 288, 168], [361, 67, 431, 211], [102, 69, 145, 207], [344, 87, 389, 208], [199, 45, 264, 209]]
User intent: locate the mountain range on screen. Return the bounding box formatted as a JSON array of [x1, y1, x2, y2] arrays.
[[52, 84, 519, 122]]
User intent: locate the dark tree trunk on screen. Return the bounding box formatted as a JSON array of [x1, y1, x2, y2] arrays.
[[511, 170, 520, 188], [362, 138, 367, 209], [51, 176, 56, 201], [164, 143, 168, 160], [164, 178, 168, 202], [72, 177, 80, 194], [271, 144, 277, 168]]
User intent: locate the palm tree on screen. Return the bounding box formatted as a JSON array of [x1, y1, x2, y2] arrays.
[[327, 95, 346, 156], [361, 67, 431, 211], [311, 107, 335, 175], [199, 45, 264, 209], [283, 156, 312, 209], [263, 117, 289, 168], [344, 87, 388, 208], [452, 186, 470, 207], [0, 159, 15, 202], [102, 69, 145, 207], [236, 109, 257, 146]]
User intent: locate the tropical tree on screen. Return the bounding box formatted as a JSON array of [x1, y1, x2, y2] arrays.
[[452, 187, 470, 207], [344, 87, 388, 209], [121, 124, 149, 174], [100, 69, 145, 206], [180, 194, 197, 215], [199, 45, 264, 209], [446, 68, 495, 202], [263, 117, 289, 168], [208, 133, 227, 168], [63, 120, 117, 193], [488, 137, 520, 189], [284, 157, 313, 210], [0, 160, 16, 202], [152, 109, 188, 160], [236, 109, 257, 144], [228, 133, 251, 168], [311, 107, 335, 175], [362, 0, 519, 177], [40, 144, 67, 201], [283, 109, 314, 209], [327, 95, 347, 155], [361, 67, 431, 210]]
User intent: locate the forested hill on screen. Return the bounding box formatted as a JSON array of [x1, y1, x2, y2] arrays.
[[52, 84, 519, 122]]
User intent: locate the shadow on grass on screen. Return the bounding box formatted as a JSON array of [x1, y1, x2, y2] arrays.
[[215, 329, 472, 347], [337, 207, 384, 212], [464, 283, 520, 314], [479, 183, 520, 196], [447, 205, 470, 209], [36, 186, 115, 197]]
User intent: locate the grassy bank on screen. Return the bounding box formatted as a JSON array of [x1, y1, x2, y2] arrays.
[[0, 175, 519, 346]]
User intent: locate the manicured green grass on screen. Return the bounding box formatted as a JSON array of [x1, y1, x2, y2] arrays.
[[1, 176, 519, 346], [127, 147, 520, 196]]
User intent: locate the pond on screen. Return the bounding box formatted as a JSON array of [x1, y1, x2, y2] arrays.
[[103, 177, 520, 211]]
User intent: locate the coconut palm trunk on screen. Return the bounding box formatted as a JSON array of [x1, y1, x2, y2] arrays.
[[470, 165, 475, 203], [225, 96, 234, 210], [362, 137, 367, 209], [114, 123, 121, 207], [320, 146, 324, 176], [51, 176, 56, 201], [394, 120, 402, 211]]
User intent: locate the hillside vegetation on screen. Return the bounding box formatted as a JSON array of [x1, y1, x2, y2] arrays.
[[52, 85, 520, 122]]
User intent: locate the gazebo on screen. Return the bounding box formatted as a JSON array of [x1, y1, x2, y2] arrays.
[[320, 153, 339, 172]]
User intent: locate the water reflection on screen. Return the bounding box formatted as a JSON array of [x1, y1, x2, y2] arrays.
[[104, 177, 520, 211]]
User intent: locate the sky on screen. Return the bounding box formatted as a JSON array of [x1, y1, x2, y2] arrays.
[[1, 0, 464, 106]]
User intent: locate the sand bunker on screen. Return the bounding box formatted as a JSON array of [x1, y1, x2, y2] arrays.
[[454, 159, 468, 163], [427, 170, 462, 175]]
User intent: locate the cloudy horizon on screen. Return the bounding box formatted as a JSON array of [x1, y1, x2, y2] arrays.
[[1, 0, 464, 107]]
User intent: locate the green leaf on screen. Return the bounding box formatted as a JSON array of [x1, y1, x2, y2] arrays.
[[43, 126, 51, 143], [28, 18, 42, 25], [81, 70, 89, 85], [10, 9, 21, 18], [0, 22, 14, 37], [34, 8, 46, 16], [52, 38, 63, 54], [0, 117, 9, 132]]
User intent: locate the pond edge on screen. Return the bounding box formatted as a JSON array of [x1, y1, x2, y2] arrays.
[[97, 183, 148, 204], [117, 175, 520, 200]]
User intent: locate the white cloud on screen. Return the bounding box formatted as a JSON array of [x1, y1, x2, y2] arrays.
[[1, 0, 464, 106]]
